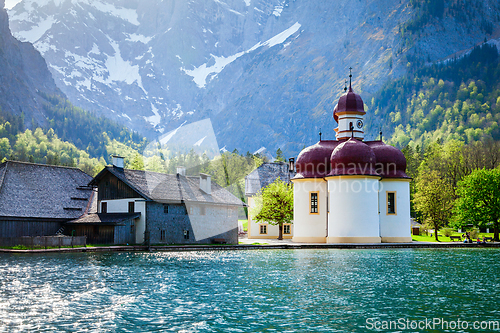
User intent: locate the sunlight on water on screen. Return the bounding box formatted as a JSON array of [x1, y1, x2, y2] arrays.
[[0, 249, 499, 332]]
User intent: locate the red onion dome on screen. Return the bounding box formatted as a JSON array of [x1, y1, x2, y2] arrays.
[[294, 140, 341, 179], [333, 85, 365, 123], [328, 138, 379, 176], [367, 141, 409, 178]]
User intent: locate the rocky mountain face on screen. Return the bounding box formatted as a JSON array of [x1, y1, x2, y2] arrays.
[[7, 0, 500, 156], [0, 0, 61, 126]]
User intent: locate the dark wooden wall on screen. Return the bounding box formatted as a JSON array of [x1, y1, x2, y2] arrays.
[[0, 220, 62, 237], [70, 225, 115, 244], [98, 173, 141, 201]]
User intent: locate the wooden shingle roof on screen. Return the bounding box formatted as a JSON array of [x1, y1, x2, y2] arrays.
[[67, 212, 141, 225], [0, 161, 93, 220], [91, 166, 244, 206], [245, 162, 294, 197]]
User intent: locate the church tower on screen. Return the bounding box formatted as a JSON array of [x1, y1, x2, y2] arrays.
[[333, 70, 365, 140], [291, 68, 411, 244]]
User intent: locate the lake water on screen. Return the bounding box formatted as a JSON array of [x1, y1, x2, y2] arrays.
[[0, 249, 499, 332]]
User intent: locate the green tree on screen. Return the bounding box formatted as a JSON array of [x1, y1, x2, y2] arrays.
[[275, 148, 285, 162], [0, 138, 11, 160], [413, 170, 454, 241], [453, 168, 500, 241], [254, 178, 293, 240], [130, 152, 145, 170]]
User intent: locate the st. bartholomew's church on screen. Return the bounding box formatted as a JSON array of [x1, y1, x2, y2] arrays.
[[291, 73, 411, 243]]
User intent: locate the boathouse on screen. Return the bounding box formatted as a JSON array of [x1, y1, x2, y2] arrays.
[[71, 156, 244, 245], [0, 161, 93, 238]]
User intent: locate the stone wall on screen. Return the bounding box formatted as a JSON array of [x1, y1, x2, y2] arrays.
[[0, 236, 86, 247], [146, 202, 238, 245]]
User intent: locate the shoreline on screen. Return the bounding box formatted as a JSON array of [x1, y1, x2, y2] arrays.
[[1, 241, 499, 254]]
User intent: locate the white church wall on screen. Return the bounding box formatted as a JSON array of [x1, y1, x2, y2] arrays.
[[335, 113, 364, 140], [326, 176, 381, 243], [378, 179, 412, 242], [292, 179, 327, 243]]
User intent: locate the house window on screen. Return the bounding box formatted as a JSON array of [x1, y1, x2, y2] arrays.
[[163, 204, 168, 214], [189, 206, 194, 215], [387, 192, 396, 215], [184, 230, 190, 239], [310, 192, 319, 214], [128, 201, 135, 213], [259, 224, 267, 234], [130, 223, 135, 234], [160, 230, 166, 241], [101, 202, 107, 213], [283, 224, 291, 235], [200, 206, 206, 215]]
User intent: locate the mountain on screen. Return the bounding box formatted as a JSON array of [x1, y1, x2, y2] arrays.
[[374, 42, 500, 148], [7, 0, 500, 156], [0, 0, 61, 127]]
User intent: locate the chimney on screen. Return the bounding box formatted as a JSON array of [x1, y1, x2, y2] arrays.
[[199, 173, 211, 194], [288, 157, 295, 173], [177, 166, 186, 176], [112, 155, 124, 169]]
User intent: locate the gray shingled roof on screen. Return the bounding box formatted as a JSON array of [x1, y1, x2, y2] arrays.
[[0, 161, 93, 219], [93, 166, 244, 206], [68, 213, 141, 225], [245, 162, 295, 197]]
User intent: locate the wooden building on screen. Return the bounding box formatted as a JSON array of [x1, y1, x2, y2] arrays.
[[70, 156, 244, 245], [66, 212, 140, 244], [0, 161, 93, 238]]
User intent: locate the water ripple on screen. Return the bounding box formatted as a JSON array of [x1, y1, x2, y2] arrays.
[[0, 249, 499, 332]]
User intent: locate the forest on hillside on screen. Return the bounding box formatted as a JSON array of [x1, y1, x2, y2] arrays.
[[368, 43, 500, 148]]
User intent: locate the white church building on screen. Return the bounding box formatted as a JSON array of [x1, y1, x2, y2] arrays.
[[291, 78, 412, 243]]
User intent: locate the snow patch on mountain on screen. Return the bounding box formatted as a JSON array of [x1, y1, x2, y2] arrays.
[[102, 40, 144, 90], [90, 2, 139, 25], [182, 51, 245, 88], [145, 103, 161, 127], [262, 21, 301, 47], [89, 43, 99, 54], [273, 6, 283, 17], [126, 33, 152, 44], [15, 15, 55, 43], [182, 22, 301, 88]]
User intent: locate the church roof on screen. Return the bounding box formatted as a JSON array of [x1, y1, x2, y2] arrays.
[[333, 85, 365, 123], [293, 139, 409, 179], [366, 141, 408, 178], [329, 138, 378, 176], [294, 140, 341, 179]]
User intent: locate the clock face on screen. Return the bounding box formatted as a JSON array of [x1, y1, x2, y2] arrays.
[[356, 120, 363, 129]]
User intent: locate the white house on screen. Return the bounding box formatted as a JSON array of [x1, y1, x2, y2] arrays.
[[291, 79, 412, 243], [245, 162, 295, 239]]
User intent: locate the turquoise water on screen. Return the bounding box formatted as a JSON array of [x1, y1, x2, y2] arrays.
[[0, 249, 499, 332]]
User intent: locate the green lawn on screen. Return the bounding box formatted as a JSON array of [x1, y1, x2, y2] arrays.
[[412, 232, 495, 242]]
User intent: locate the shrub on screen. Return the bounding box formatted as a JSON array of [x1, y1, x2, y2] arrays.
[[470, 228, 480, 239], [442, 227, 454, 237]]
